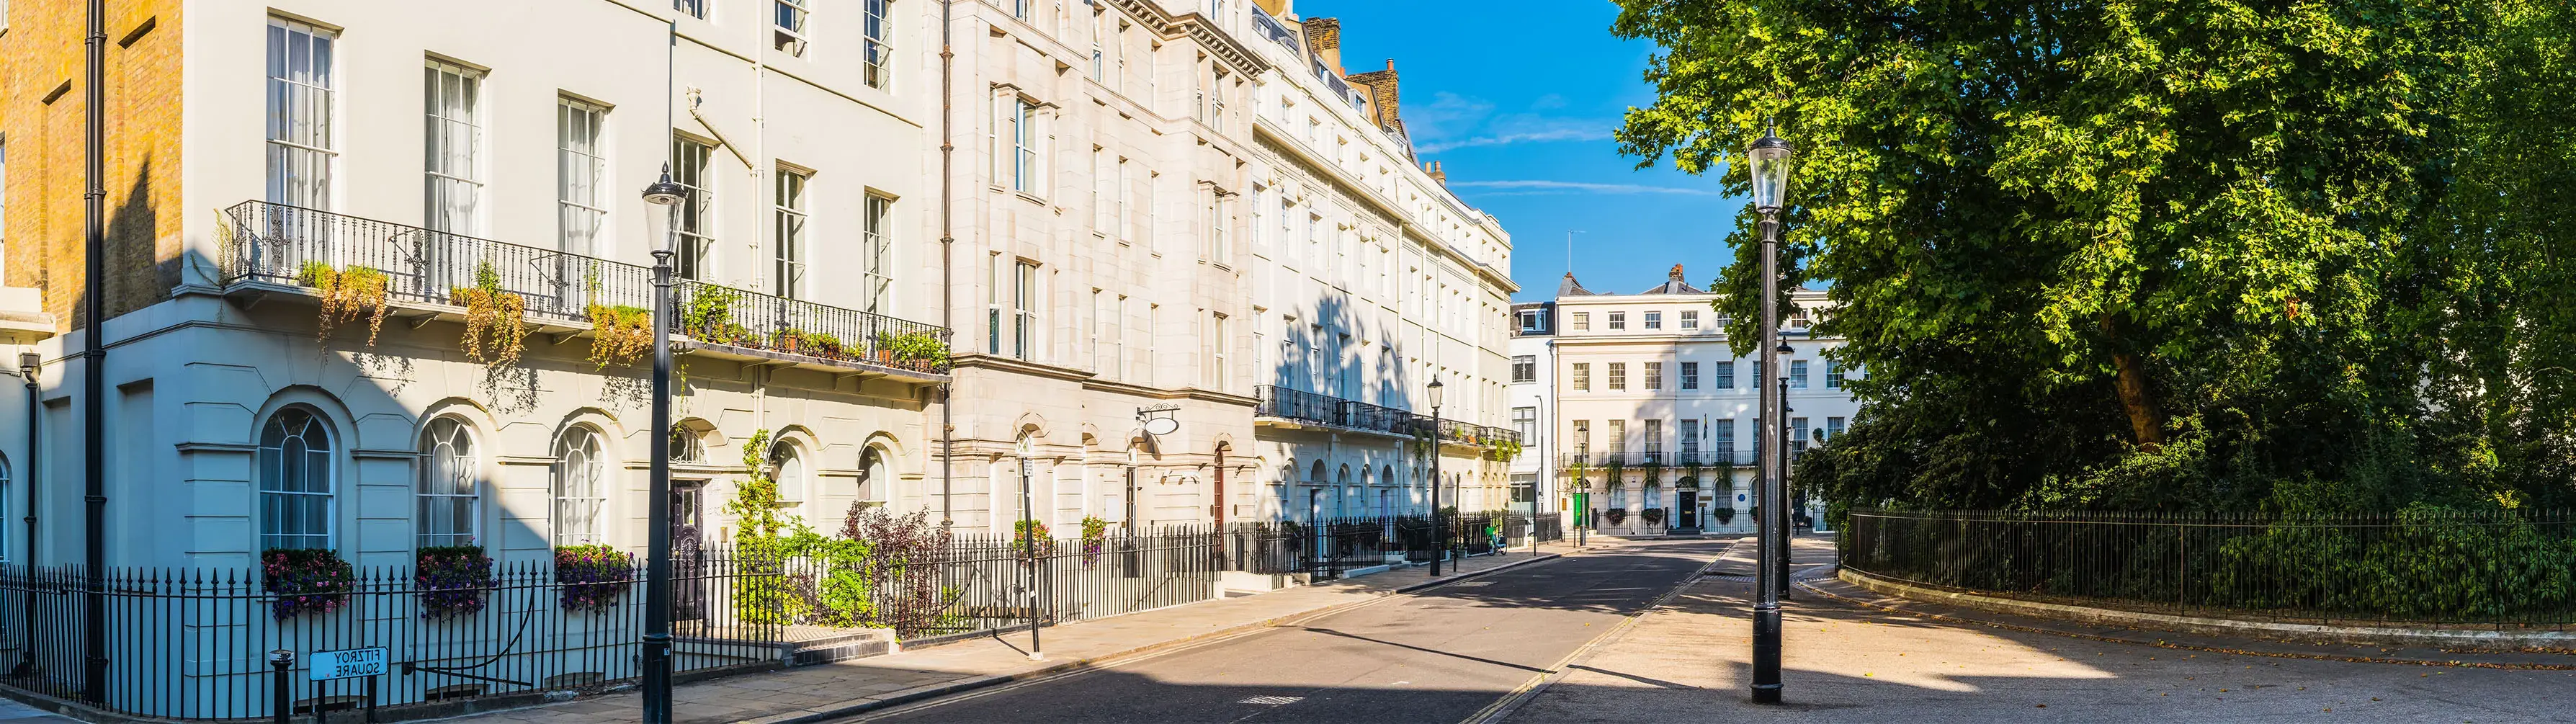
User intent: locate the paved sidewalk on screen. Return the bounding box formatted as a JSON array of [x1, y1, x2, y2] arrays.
[[0, 699, 74, 723], [1501, 536, 2576, 723], [447, 540, 1606, 724]]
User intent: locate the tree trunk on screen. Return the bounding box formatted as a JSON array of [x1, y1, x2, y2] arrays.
[[2101, 314, 2167, 452]]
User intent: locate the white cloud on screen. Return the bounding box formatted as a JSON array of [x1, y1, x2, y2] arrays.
[[1445, 180, 1724, 196], [1416, 128, 1613, 153]]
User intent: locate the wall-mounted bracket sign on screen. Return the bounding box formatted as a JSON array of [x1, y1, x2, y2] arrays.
[[1138, 404, 1181, 437]]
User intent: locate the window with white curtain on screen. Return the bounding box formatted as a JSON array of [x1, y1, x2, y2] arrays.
[[774, 167, 810, 299], [1204, 312, 1228, 390], [266, 17, 337, 209], [551, 427, 606, 546], [863, 0, 894, 89], [423, 60, 483, 235], [863, 194, 893, 313], [674, 0, 707, 19], [416, 417, 478, 549], [557, 97, 608, 256], [259, 408, 334, 551]]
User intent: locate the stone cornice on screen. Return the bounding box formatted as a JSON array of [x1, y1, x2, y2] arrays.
[[1105, 0, 1271, 76]]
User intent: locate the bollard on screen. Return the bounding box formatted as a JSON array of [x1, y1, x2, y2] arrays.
[[267, 650, 295, 724]]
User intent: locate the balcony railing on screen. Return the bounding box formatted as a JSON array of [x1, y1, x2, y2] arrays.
[[1253, 385, 1519, 446], [1558, 451, 1743, 469], [218, 201, 950, 375]]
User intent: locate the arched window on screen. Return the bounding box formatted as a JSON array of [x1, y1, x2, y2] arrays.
[[417, 417, 479, 548], [1307, 460, 1326, 484], [773, 442, 808, 506], [259, 408, 335, 550], [857, 447, 890, 502], [552, 427, 606, 546], [669, 424, 706, 463]]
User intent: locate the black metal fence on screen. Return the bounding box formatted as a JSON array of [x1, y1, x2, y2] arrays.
[[800, 528, 1224, 640], [1251, 385, 1521, 446], [1843, 509, 2576, 627], [1220, 512, 1555, 581], [0, 555, 782, 720], [216, 201, 951, 373]]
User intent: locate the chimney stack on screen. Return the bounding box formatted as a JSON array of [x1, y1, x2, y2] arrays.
[[1669, 264, 1686, 282], [1345, 59, 1404, 135], [1302, 17, 1343, 73], [1428, 161, 1446, 186]]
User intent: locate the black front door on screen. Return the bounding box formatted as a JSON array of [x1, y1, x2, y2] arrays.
[[1678, 491, 1699, 529], [673, 483, 707, 621]]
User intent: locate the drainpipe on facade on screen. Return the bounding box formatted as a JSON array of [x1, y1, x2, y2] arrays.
[[936, 0, 955, 528], [14, 351, 37, 677], [80, 0, 110, 702]]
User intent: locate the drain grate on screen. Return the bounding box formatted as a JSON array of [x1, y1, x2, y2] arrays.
[[1238, 696, 1305, 705]]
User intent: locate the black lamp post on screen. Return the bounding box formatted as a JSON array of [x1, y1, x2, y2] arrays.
[[639, 166, 685, 724], [1746, 122, 1794, 705], [1425, 377, 1445, 577]]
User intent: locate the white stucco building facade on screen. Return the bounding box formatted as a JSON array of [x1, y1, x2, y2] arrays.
[[1544, 267, 1854, 536], [2, 0, 947, 568]]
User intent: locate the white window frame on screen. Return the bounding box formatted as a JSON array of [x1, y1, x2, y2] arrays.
[[774, 166, 810, 299], [775, 0, 811, 55], [1010, 97, 1039, 193], [1013, 259, 1040, 360], [557, 97, 609, 256], [1681, 310, 1699, 329], [862, 0, 895, 89], [1791, 359, 1809, 389], [862, 193, 894, 313], [673, 137, 717, 279], [417, 416, 480, 549], [1205, 312, 1229, 390], [424, 60, 484, 236], [258, 407, 336, 551], [551, 427, 607, 547], [1643, 310, 1662, 330], [772, 441, 809, 506], [266, 17, 338, 210], [675, 0, 707, 19]]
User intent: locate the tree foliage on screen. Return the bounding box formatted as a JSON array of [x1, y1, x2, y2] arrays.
[[1614, 0, 2576, 512]]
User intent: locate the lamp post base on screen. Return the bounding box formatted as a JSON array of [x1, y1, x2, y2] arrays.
[[1751, 602, 1783, 704]]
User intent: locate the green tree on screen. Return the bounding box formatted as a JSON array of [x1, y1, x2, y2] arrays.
[[1614, 0, 2576, 511]]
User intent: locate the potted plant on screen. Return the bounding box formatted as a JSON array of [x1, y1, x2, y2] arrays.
[[555, 544, 632, 612], [262, 548, 355, 620], [800, 331, 845, 359], [1714, 506, 1737, 525], [416, 544, 495, 619], [298, 262, 392, 346], [1642, 508, 1666, 527], [584, 304, 653, 369], [878, 331, 952, 371], [1604, 509, 1629, 527], [450, 262, 528, 366], [774, 327, 806, 354]]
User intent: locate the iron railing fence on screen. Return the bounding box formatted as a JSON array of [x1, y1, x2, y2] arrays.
[[216, 201, 950, 373], [1843, 509, 2576, 627], [0, 554, 782, 721], [761, 527, 1225, 641], [1220, 512, 1555, 581]]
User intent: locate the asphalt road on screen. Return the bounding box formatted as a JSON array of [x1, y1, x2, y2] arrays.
[[842, 540, 1726, 724]]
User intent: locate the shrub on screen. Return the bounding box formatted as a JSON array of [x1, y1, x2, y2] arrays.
[[451, 262, 527, 366], [415, 545, 494, 620], [262, 548, 354, 620], [841, 506, 955, 637], [555, 545, 632, 612], [299, 262, 391, 346]]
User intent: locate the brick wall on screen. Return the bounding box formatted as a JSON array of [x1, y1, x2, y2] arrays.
[[1, 0, 185, 331]]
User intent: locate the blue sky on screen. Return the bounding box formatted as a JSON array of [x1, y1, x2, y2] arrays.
[[1300, 0, 1741, 301]]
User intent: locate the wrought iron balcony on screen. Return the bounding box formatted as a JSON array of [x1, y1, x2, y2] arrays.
[[1253, 385, 1520, 447], [215, 201, 951, 375], [1558, 451, 1741, 470]]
